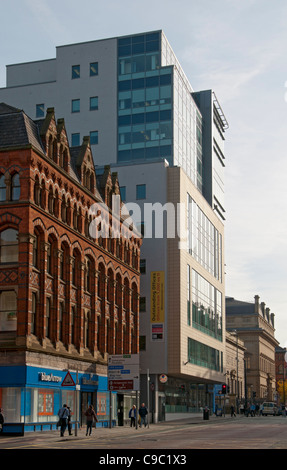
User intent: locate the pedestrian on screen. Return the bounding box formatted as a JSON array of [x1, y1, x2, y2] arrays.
[[0, 408, 4, 433], [67, 406, 72, 435], [138, 403, 148, 428], [230, 405, 236, 417], [129, 405, 137, 427], [58, 404, 70, 437], [259, 403, 263, 416], [251, 403, 255, 417], [85, 404, 98, 436]]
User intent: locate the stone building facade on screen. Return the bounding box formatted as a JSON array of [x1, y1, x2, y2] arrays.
[[226, 295, 279, 402], [0, 103, 141, 433], [225, 331, 246, 409]]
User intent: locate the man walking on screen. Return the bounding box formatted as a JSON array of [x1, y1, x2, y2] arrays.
[[139, 403, 148, 428], [58, 404, 70, 437]]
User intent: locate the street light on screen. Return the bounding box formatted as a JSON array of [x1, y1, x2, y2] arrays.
[[231, 330, 239, 414]]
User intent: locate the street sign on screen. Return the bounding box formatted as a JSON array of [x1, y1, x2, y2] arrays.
[[159, 374, 168, 383], [108, 354, 140, 391], [61, 371, 75, 387], [108, 380, 134, 391]]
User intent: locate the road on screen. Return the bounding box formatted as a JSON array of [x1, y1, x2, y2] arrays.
[[1, 414, 287, 452]]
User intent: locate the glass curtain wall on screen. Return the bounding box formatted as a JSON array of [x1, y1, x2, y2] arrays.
[[117, 31, 203, 192]]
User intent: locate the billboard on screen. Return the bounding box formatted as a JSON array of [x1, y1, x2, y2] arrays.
[[150, 271, 165, 341]]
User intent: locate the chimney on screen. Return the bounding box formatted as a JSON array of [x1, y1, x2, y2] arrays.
[[254, 295, 260, 313], [266, 307, 270, 322], [271, 313, 275, 327], [260, 302, 266, 318]]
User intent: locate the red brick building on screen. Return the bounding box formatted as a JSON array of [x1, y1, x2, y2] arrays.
[[0, 103, 141, 432]]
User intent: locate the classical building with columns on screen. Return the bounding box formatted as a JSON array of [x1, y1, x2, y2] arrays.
[[0, 103, 141, 433], [226, 295, 279, 403]]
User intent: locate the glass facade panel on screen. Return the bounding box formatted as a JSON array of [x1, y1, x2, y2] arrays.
[[192, 269, 222, 340], [117, 33, 172, 164], [187, 194, 222, 281], [188, 337, 222, 371]]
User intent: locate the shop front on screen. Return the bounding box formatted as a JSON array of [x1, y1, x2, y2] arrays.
[[0, 364, 117, 434]]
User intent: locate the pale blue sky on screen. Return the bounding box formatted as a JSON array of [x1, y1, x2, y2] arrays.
[[1, 0, 287, 346]]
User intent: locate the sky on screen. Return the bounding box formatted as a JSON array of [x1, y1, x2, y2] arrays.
[[1, 0, 287, 346]]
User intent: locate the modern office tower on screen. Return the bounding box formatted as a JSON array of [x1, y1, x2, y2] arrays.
[[0, 30, 228, 421]]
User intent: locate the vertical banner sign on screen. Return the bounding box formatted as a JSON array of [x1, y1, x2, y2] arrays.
[[150, 271, 165, 341]]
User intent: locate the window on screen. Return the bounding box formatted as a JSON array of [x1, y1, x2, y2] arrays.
[[0, 291, 17, 332], [90, 62, 98, 76], [47, 241, 52, 275], [72, 99, 80, 113], [140, 259, 146, 274], [59, 302, 64, 342], [11, 173, 20, 201], [45, 297, 51, 338], [139, 297, 146, 312], [0, 175, 6, 201], [36, 104, 45, 118], [90, 96, 98, 111], [38, 390, 54, 415], [136, 184, 146, 200], [120, 186, 126, 202], [0, 228, 18, 263], [90, 131, 98, 145], [71, 133, 80, 147], [31, 292, 37, 335], [72, 65, 80, 79]]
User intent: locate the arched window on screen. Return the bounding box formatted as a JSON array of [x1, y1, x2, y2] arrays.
[[34, 175, 40, 205], [84, 310, 90, 348], [45, 297, 51, 338], [48, 187, 54, 214], [11, 173, 20, 201], [73, 205, 78, 230], [0, 228, 18, 263], [0, 174, 6, 201], [61, 196, 67, 222], [59, 302, 64, 342], [31, 292, 37, 335], [71, 306, 76, 344], [33, 233, 39, 268], [84, 257, 92, 293]]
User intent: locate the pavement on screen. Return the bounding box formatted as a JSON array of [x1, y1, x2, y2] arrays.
[[11, 412, 243, 443]]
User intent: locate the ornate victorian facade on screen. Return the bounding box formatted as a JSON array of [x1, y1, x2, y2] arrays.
[[0, 103, 141, 432]]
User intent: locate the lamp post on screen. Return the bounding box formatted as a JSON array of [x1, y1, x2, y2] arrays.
[[231, 330, 239, 413]]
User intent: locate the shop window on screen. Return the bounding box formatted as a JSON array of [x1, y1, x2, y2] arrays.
[[38, 390, 54, 416]]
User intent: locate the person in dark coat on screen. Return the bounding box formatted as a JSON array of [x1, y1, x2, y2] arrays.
[[58, 404, 70, 437], [85, 404, 98, 436], [139, 403, 148, 427]]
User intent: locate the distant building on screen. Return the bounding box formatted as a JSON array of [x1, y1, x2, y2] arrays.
[[0, 103, 141, 433], [226, 295, 279, 402]]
